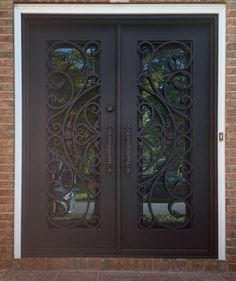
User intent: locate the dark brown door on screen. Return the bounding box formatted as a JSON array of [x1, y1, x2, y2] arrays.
[[119, 23, 217, 257], [23, 20, 118, 256], [23, 16, 217, 257]]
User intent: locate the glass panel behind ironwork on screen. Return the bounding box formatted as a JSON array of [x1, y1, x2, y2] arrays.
[[137, 41, 193, 229], [46, 41, 101, 228]]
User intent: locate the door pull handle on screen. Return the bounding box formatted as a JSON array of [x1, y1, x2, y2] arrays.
[[106, 123, 113, 174], [125, 123, 132, 175]]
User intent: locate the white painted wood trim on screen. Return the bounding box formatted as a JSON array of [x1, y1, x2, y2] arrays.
[[217, 6, 226, 262], [14, 3, 226, 15], [14, 3, 226, 260], [14, 6, 22, 260]]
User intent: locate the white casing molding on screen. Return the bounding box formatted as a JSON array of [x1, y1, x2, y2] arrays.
[[14, 3, 226, 260]]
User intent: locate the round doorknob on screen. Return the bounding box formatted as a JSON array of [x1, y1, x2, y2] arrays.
[[106, 104, 115, 113]]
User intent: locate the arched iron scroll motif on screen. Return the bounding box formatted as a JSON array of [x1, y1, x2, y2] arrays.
[[137, 40, 193, 230], [46, 40, 101, 228]]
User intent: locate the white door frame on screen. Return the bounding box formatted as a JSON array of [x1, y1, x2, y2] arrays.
[[14, 3, 226, 260]]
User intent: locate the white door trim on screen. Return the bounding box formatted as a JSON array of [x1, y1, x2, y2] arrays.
[[14, 3, 226, 260]]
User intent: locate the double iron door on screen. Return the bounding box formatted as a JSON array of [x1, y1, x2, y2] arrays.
[[23, 17, 217, 257]]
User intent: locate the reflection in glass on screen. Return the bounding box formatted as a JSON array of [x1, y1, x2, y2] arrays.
[[137, 41, 193, 229], [46, 41, 101, 228]]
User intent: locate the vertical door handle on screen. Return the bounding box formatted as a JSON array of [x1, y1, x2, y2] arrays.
[[125, 123, 132, 175], [106, 123, 113, 174]]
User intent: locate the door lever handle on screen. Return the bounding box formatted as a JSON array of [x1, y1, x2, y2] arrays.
[[125, 123, 132, 175], [106, 123, 113, 174]]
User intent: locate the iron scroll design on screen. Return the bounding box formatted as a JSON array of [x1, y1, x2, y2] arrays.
[[46, 41, 102, 228], [137, 40, 193, 229]]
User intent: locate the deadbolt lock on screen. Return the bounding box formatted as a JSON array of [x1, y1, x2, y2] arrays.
[[219, 132, 224, 141], [106, 104, 115, 112]]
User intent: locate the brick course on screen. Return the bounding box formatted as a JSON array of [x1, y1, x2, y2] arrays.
[[14, 0, 227, 3], [0, 0, 14, 270], [227, 0, 236, 272], [0, 0, 235, 271]]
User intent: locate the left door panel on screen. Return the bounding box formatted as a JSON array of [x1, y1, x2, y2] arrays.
[[22, 18, 117, 256]]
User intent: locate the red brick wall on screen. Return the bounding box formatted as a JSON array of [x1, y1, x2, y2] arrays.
[[226, 0, 236, 272], [0, 0, 14, 269], [1, 0, 236, 271]]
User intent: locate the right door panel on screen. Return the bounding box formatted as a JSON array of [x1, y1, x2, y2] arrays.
[[120, 21, 217, 257]]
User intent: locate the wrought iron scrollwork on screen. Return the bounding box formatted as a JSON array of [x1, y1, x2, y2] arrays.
[[137, 40, 193, 230], [46, 40, 102, 228]]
